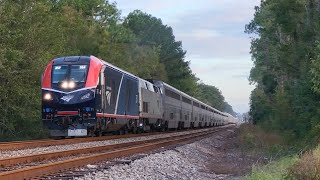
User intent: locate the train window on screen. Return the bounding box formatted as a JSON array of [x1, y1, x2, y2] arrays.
[[70, 65, 88, 82], [170, 113, 174, 120], [52, 65, 68, 83], [193, 102, 199, 107], [153, 86, 158, 93], [143, 102, 149, 113], [165, 88, 181, 100], [104, 67, 122, 113], [182, 96, 192, 104], [145, 82, 149, 90]]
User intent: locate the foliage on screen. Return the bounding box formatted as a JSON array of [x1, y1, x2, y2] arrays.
[[246, 0, 320, 142], [245, 156, 298, 180], [286, 145, 320, 179], [237, 124, 285, 157], [196, 83, 236, 115], [123, 10, 198, 95]]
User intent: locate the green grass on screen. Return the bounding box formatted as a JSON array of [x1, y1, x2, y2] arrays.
[[245, 156, 299, 180]]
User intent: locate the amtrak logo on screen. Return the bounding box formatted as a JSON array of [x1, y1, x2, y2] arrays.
[[61, 95, 74, 102]]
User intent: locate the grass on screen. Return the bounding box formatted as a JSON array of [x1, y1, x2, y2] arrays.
[[286, 145, 320, 179], [240, 124, 320, 180], [237, 124, 285, 158], [237, 124, 298, 180], [246, 156, 299, 180]]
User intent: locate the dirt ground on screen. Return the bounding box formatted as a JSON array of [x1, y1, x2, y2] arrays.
[[192, 126, 259, 179]]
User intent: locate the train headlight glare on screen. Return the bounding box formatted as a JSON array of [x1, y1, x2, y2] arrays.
[[44, 93, 52, 100], [61, 81, 68, 89], [68, 81, 76, 89], [139, 123, 143, 127]]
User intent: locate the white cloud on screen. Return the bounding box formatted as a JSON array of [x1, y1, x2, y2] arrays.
[[180, 29, 221, 40]]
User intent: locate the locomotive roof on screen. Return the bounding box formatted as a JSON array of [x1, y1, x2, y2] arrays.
[[92, 56, 139, 80], [53, 56, 91, 65]]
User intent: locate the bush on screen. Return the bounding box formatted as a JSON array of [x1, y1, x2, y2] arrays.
[[237, 124, 284, 157], [246, 156, 298, 180], [286, 146, 320, 179]]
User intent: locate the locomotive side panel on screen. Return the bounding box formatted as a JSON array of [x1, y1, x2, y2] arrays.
[[163, 95, 181, 129], [103, 66, 123, 114], [192, 100, 200, 128], [116, 75, 139, 116], [140, 88, 162, 119], [181, 97, 192, 128]]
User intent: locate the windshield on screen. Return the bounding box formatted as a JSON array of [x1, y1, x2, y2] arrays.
[[52, 65, 88, 83], [70, 65, 88, 82], [52, 65, 68, 83]]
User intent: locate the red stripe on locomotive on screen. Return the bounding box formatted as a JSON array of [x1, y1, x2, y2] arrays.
[[96, 113, 139, 119], [41, 60, 53, 88], [57, 111, 79, 115], [85, 56, 103, 88]]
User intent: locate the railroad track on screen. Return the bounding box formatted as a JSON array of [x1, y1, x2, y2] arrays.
[[0, 126, 231, 180], [0, 131, 170, 151]]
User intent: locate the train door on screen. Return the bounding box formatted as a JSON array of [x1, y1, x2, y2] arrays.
[[104, 67, 122, 114], [96, 67, 105, 114], [116, 75, 139, 116]]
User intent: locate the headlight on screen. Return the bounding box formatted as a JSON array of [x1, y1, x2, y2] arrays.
[[43, 93, 52, 100], [61, 81, 68, 89], [81, 93, 91, 100], [68, 81, 76, 89], [139, 123, 143, 127]]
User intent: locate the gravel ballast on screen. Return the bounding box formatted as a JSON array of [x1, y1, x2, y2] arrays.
[[74, 129, 240, 180], [0, 128, 214, 159]]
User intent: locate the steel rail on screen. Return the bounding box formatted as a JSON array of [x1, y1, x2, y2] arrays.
[[0, 127, 228, 180], [0, 130, 180, 151], [0, 128, 217, 167]]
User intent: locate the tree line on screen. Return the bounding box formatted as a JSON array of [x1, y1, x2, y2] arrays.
[[0, 0, 235, 140], [246, 0, 320, 142]]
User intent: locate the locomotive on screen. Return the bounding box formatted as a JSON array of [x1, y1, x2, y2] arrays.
[[41, 56, 237, 137]]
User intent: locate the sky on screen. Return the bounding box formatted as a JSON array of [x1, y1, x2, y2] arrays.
[[113, 0, 261, 113]]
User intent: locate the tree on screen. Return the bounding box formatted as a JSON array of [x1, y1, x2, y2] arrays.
[[246, 0, 320, 141], [123, 10, 198, 95]]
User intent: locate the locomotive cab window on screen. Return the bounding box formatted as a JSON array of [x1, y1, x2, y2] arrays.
[[52, 65, 68, 83], [52, 65, 88, 83], [70, 65, 88, 82]]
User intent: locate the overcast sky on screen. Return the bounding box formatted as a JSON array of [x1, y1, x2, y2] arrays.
[[113, 0, 261, 113]]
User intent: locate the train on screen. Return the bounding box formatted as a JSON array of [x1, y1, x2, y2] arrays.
[[41, 56, 238, 137]]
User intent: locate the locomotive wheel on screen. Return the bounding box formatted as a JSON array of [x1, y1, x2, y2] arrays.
[[95, 128, 102, 137], [123, 126, 129, 134], [88, 128, 95, 137], [160, 125, 165, 132], [118, 126, 128, 135], [137, 128, 142, 134], [164, 122, 169, 131], [119, 129, 124, 135], [133, 127, 137, 134]]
